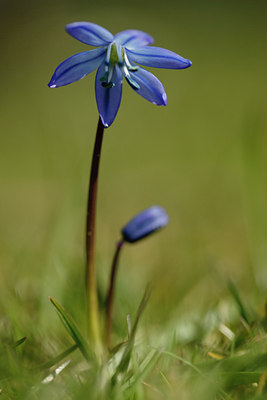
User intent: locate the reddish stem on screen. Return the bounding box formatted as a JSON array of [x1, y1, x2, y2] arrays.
[[86, 117, 104, 349], [106, 240, 125, 348]]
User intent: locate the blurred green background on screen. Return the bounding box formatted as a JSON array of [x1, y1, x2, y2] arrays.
[[0, 0, 267, 343]]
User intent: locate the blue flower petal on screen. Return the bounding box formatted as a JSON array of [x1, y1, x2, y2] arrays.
[[114, 30, 154, 48], [127, 66, 167, 106], [48, 48, 106, 88], [66, 22, 114, 46], [95, 63, 123, 127], [126, 46, 192, 69], [122, 206, 169, 243]]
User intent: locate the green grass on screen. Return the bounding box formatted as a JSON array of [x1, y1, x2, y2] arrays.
[[2, 281, 267, 399], [0, 0, 267, 398]]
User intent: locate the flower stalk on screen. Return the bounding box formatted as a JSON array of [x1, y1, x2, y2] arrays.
[[105, 240, 125, 349], [86, 116, 104, 353], [105, 206, 169, 349]]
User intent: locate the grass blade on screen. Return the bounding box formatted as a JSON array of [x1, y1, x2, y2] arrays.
[[13, 337, 27, 348], [162, 350, 202, 375], [228, 280, 252, 324], [125, 350, 161, 393], [113, 286, 151, 379], [37, 344, 78, 370], [49, 297, 93, 362]]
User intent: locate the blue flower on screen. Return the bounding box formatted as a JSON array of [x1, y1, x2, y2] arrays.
[[48, 22, 192, 127], [122, 206, 169, 243]]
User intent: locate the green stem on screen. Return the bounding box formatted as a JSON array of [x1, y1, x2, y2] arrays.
[[105, 240, 124, 349], [86, 117, 104, 353]]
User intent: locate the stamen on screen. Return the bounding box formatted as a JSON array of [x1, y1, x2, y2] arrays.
[[125, 75, 140, 90], [124, 52, 139, 72], [100, 44, 115, 88], [100, 69, 114, 86], [122, 64, 140, 90], [100, 72, 108, 82], [105, 43, 112, 69], [107, 65, 114, 83]]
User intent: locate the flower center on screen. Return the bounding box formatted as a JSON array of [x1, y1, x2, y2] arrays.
[[110, 43, 120, 66], [100, 42, 140, 90]]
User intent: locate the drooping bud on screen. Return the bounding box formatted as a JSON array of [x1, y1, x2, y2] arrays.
[[121, 206, 169, 243]]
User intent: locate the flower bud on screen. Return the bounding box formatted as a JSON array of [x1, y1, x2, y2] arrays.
[[121, 206, 169, 243]]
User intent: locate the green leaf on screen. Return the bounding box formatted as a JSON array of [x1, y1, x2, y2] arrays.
[[13, 337, 27, 348], [162, 350, 202, 375], [49, 297, 93, 362], [37, 344, 78, 370], [113, 286, 151, 380], [199, 352, 267, 373], [124, 350, 161, 393], [219, 371, 262, 388], [228, 280, 253, 324], [197, 352, 267, 392]]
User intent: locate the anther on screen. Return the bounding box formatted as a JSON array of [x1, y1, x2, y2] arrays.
[[101, 81, 115, 88]]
